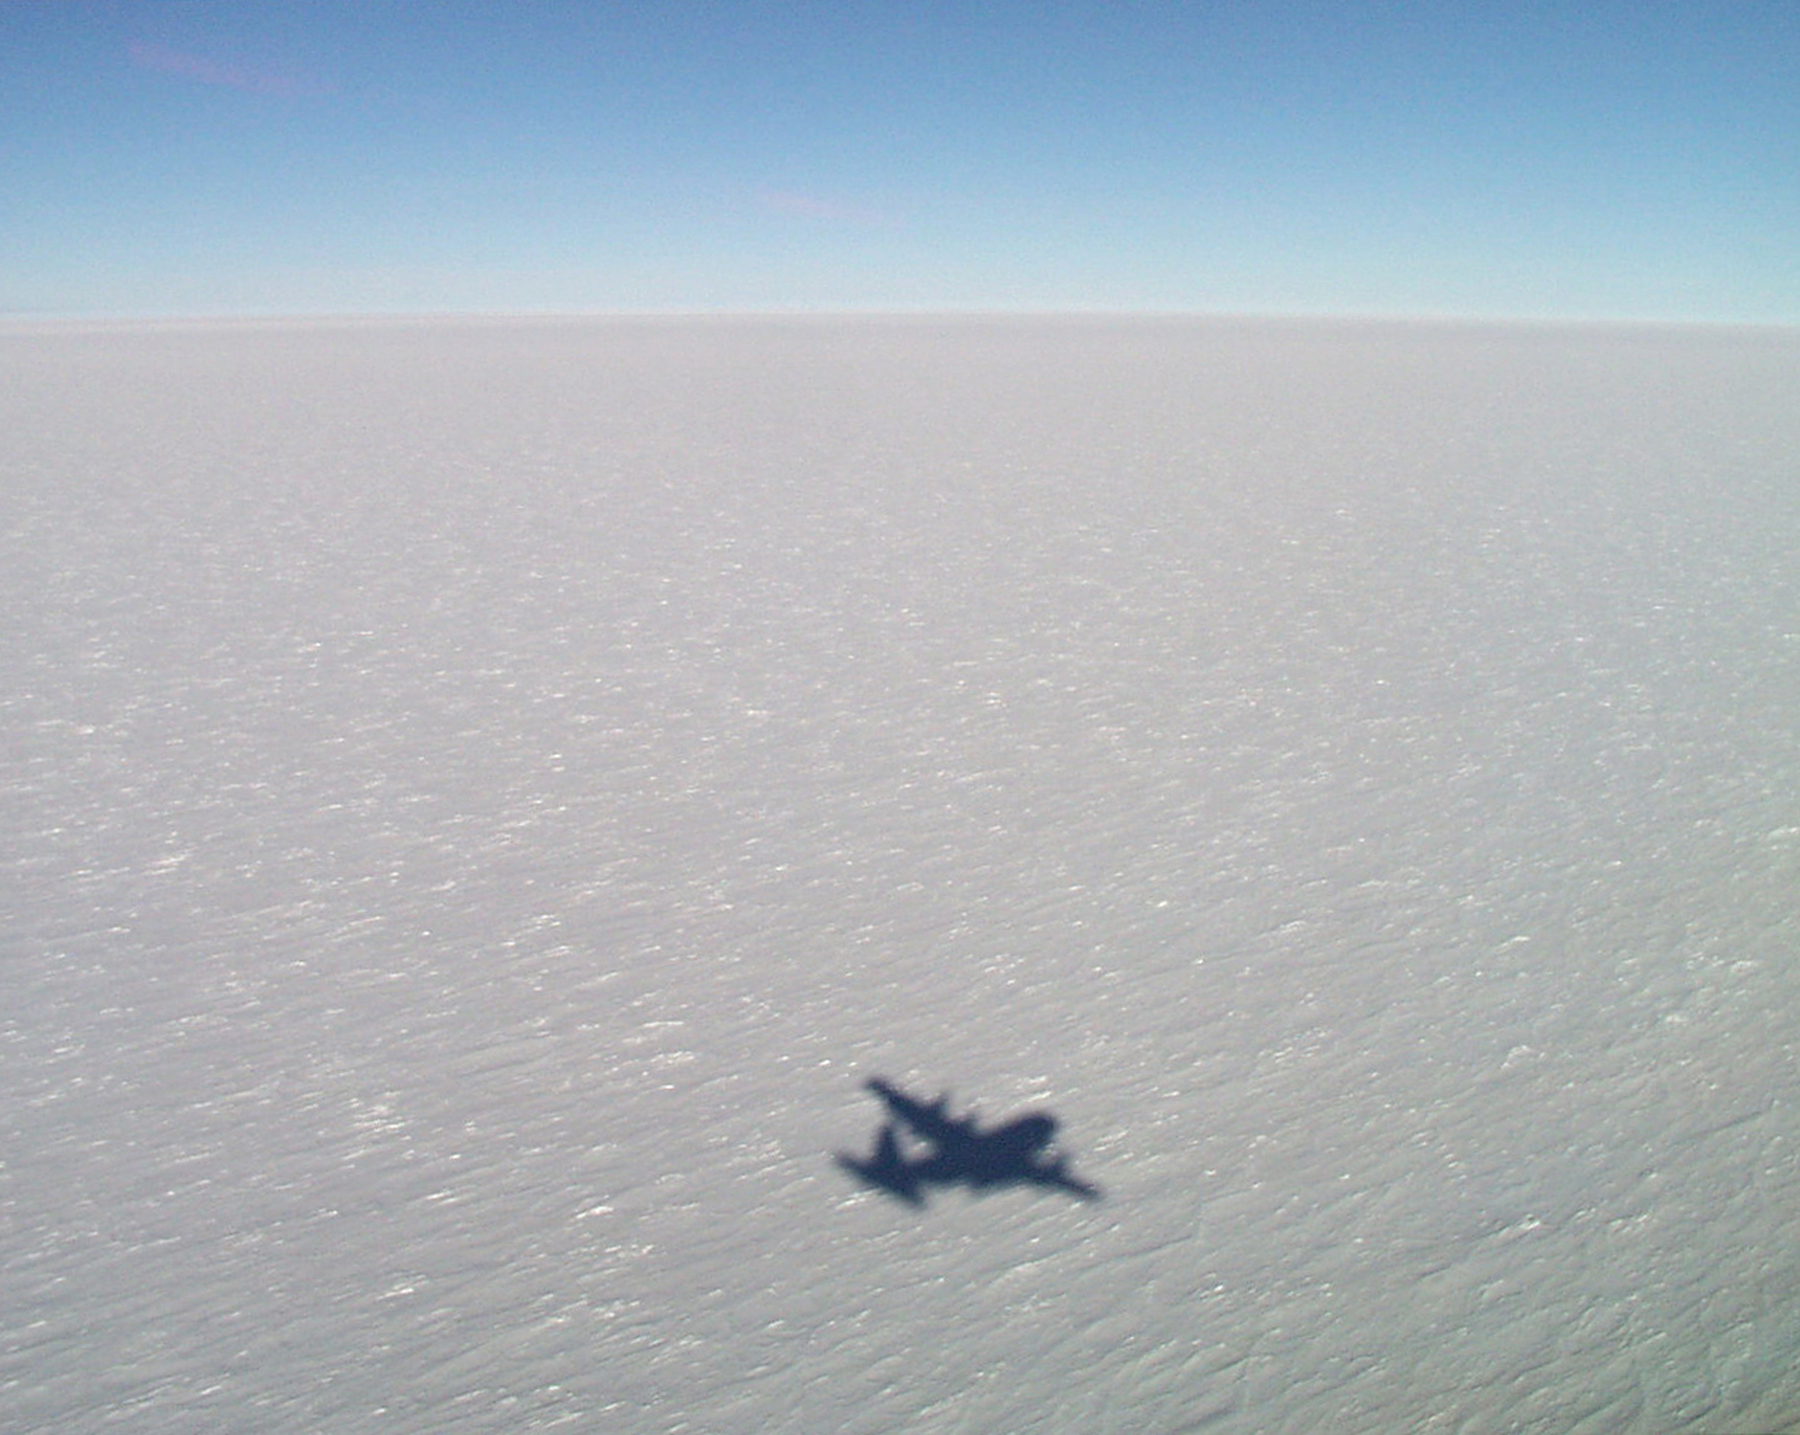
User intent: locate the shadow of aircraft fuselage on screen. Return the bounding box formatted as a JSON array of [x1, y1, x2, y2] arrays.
[[837, 1078, 1101, 1206]]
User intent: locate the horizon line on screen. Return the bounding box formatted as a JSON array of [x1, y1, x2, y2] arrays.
[[5, 305, 1798, 335]]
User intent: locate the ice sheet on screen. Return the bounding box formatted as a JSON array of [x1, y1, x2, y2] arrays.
[[4, 315, 1798, 1433]]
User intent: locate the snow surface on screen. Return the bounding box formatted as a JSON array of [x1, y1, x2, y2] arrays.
[[3, 315, 1798, 1434]]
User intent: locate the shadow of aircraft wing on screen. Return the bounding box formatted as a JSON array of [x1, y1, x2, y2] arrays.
[[865, 1077, 965, 1146], [1032, 1155, 1102, 1201]]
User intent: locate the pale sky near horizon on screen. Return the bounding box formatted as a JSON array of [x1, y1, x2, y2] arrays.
[[3, 1, 1796, 322]]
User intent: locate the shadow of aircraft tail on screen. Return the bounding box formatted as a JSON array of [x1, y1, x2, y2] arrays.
[[835, 1124, 924, 1206]]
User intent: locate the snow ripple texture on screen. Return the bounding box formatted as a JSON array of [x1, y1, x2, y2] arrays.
[[3, 316, 1798, 1434]]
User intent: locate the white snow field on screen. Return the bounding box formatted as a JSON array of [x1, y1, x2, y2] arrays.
[[3, 315, 1798, 1434]]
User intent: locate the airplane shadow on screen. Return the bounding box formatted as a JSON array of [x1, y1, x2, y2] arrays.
[[836, 1077, 1102, 1207]]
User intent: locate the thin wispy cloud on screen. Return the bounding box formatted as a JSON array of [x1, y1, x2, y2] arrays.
[[127, 40, 329, 98], [754, 188, 903, 229]]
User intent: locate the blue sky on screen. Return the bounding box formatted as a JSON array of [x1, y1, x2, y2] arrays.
[[3, 1, 1796, 320]]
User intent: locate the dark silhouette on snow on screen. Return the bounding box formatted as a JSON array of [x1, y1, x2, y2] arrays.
[[837, 1077, 1101, 1206]]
